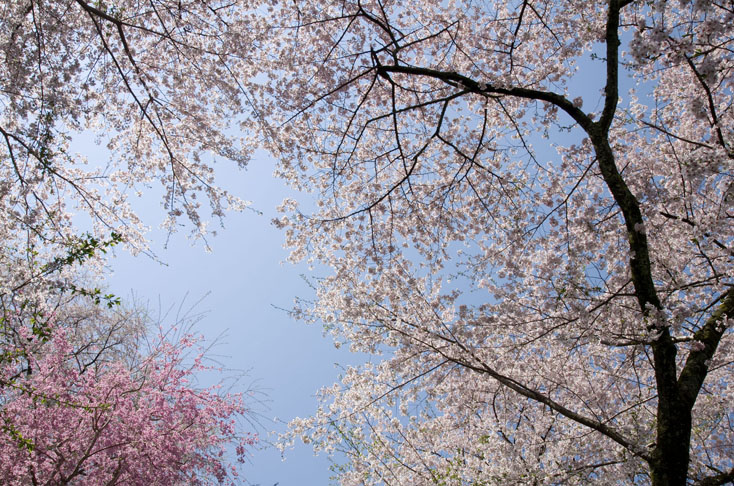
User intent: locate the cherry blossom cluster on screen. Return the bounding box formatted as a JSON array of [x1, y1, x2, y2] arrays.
[[0, 314, 255, 485], [258, 1, 733, 484]]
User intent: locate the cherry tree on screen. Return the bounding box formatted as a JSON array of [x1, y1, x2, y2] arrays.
[[256, 1, 734, 485], [4, 0, 733, 484], [1, 2, 263, 480], [0, 0, 267, 250], [0, 235, 256, 485], [0, 311, 255, 485]]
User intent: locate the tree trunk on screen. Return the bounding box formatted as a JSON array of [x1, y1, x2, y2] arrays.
[[651, 404, 691, 486]]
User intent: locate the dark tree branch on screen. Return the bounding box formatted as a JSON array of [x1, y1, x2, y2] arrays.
[[695, 468, 734, 486], [677, 288, 734, 409]]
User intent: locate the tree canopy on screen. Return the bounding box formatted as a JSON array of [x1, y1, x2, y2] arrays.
[[259, 1, 734, 485], [1, 1, 257, 483], [2, 0, 733, 485], [1, 0, 258, 250]]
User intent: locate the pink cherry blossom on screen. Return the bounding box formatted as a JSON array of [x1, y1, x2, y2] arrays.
[[0, 314, 255, 485]]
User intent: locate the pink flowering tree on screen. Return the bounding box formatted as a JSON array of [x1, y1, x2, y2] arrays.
[[251, 1, 734, 485], [0, 240, 255, 485], [0, 317, 254, 486]]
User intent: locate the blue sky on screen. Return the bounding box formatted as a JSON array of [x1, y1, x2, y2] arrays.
[[104, 150, 357, 485]]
